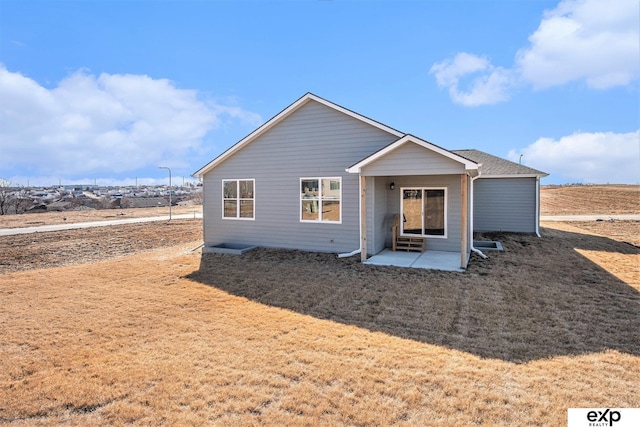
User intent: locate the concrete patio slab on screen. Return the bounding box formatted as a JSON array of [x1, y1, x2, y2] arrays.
[[364, 249, 464, 272], [363, 249, 421, 268]]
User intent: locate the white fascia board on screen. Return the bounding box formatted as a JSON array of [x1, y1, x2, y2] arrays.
[[193, 93, 404, 178], [192, 95, 310, 178], [475, 174, 548, 179], [468, 166, 481, 178], [307, 94, 405, 139], [347, 134, 479, 173]]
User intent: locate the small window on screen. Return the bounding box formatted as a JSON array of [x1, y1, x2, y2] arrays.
[[300, 177, 341, 223], [223, 179, 254, 220]]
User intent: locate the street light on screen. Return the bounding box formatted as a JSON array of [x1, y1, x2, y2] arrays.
[[158, 166, 172, 221]]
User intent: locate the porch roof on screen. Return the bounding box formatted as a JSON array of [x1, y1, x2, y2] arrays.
[[346, 134, 480, 175]]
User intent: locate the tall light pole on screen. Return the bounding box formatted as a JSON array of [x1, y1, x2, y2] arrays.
[[158, 166, 172, 221]]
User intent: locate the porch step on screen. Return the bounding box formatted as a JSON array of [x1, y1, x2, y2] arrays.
[[394, 236, 426, 252], [392, 214, 426, 252]]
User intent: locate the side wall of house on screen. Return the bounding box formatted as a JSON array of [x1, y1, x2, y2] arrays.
[[473, 177, 537, 233], [202, 100, 398, 253]]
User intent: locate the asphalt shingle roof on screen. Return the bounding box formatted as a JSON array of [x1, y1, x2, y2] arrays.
[[452, 149, 548, 177]]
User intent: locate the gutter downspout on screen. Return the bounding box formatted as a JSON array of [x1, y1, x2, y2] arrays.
[[535, 176, 542, 237], [470, 172, 488, 260], [338, 249, 361, 258], [339, 167, 364, 260]]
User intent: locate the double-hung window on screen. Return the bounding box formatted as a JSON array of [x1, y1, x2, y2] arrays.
[[222, 179, 254, 219], [300, 177, 341, 223]]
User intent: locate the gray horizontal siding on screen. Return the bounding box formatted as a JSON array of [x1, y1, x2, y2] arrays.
[[203, 100, 398, 253], [365, 176, 389, 255], [384, 175, 462, 252], [473, 177, 536, 233], [362, 142, 465, 176]]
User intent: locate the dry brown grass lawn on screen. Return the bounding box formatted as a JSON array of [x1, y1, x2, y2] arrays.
[[1, 186, 639, 425], [1, 219, 639, 425], [563, 220, 640, 247]]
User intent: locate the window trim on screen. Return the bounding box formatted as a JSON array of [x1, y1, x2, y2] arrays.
[[221, 179, 255, 220], [300, 177, 342, 224], [400, 186, 447, 238]]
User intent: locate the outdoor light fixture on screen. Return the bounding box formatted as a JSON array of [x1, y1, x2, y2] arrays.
[[158, 166, 172, 221], [389, 182, 395, 190]]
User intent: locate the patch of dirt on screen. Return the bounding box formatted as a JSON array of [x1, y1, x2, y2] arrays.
[[0, 205, 202, 229], [541, 185, 639, 215], [0, 219, 202, 274]]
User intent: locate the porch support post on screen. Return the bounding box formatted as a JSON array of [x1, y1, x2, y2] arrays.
[[360, 175, 367, 262], [460, 173, 468, 269]]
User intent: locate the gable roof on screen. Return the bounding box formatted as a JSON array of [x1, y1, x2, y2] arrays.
[[192, 93, 404, 178], [453, 149, 548, 177], [346, 134, 479, 173], [192, 93, 549, 180]]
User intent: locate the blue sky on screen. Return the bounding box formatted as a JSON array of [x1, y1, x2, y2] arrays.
[[1, 0, 638, 186]]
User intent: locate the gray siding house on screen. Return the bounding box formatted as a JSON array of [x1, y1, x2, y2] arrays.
[[193, 93, 547, 269]]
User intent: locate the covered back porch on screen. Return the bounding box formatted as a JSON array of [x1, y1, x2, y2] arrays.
[[346, 135, 480, 270]]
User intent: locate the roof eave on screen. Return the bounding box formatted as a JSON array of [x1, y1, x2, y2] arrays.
[[477, 173, 549, 179]]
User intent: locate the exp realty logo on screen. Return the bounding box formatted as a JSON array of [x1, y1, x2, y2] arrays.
[[568, 408, 640, 427]]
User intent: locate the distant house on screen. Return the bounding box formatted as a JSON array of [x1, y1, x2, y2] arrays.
[[193, 93, 547, 269]]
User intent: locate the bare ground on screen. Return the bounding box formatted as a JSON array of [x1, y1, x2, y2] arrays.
[[0, 205, 201, 229], [0, 219, 202, 274], [541, 184, 639, 215]]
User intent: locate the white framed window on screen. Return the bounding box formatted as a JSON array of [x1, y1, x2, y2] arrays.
[[300, 177, 341, 223], [401, 187, 447, 238], [222, 179, 255, 220]]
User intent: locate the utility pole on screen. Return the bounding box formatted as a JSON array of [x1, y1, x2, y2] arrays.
[[158, 166, 172, 221]]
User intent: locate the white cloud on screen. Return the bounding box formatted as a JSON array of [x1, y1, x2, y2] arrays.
[[509, 130, 640, 184], [517, 0, 639, 89], [0, 66, 261, 178], [429, 53, 515, 106], [431, 0, 639, 105]]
